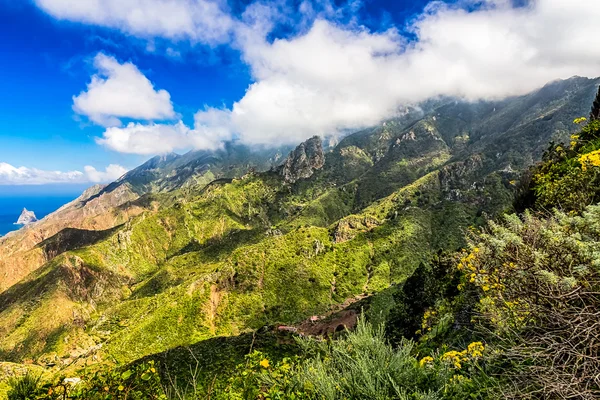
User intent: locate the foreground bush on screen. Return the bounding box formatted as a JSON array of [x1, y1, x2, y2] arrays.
[[457, 206, 600, 398], [6, 372, 45, 400], [218, 318, 490, 400], [529, 118, 600, 212], [6, 361, 165, 400], [291, 318, 487, 400]]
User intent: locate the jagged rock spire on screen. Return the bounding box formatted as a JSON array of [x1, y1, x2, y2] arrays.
[[590, 85, 600, 120], [280, 136, 325, 184]]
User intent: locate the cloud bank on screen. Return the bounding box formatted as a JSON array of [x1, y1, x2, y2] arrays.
[[38, 0, 600, 154], [0, 163, 127, 185], [210, 0, 600, 146], [97, 108, 233, 154], [73, 53, 176, 127]]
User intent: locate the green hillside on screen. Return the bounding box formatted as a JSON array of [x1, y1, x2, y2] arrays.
[[1, 76, 600, 399]]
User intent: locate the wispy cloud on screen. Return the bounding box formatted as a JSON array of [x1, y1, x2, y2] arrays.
[[73, 53, 176, 127], [0, 163, 127, 185], [33, 0, 234, 45]]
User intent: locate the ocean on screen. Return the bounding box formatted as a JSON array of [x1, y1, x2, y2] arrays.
[[0, 189, 85, 237]]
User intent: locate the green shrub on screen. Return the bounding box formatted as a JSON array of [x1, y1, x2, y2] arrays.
[[26, 361, 166, 399], [292, 318, 488, 400], [214, 350, 306, 399], [455, 206, 600, 398], [7, 372, 45, 400], [529, 118, 600, 212]]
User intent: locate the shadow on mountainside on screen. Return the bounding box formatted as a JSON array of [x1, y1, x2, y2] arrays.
[[36, 225, 124, 261]]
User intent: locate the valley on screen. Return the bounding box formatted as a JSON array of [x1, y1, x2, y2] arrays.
[[1, 76, 599, 398]]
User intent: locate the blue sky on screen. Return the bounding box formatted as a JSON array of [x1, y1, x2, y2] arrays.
[[0, 0, 599, 186]]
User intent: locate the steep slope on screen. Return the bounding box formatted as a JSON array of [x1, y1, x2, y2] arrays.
[[0, 145, 288, 293], [1, 76, 598, 377]]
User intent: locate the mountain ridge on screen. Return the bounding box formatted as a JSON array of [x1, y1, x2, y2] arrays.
[[0, 76, 599, 386]]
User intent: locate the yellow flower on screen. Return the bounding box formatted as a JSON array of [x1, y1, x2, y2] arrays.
[[441, 350, 467, 369], [467, 342, 485, 358], [260, 358, 270, 368], [118, 385, 124, 391], [573, 117, 587, 124], [419, 356, 434, 367], [580, 150, 600, 171], [150, 368, 156, 373]]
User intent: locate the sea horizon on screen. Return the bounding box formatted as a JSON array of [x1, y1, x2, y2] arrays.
[[0, 185, 88, 236]]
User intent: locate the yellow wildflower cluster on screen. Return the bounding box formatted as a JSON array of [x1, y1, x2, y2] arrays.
[[579, 150, 600, 171], [456, 250, 476, 272], [573, 117, 587, 125], [419, 356, 434, 367], [451, 374, 471, 384], [260, 358, 270, 368], [457, 248, 505, 293], [467, 342, 484, 358], [441, 350, 468, 369], [421, 309, 437, 332], [571, 134, 580, 148], [441, 341, 486, 369]]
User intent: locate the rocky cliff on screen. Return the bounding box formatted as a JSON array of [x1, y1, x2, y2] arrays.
[[280, 136, 325, 183], [15, 208, 37, 225]]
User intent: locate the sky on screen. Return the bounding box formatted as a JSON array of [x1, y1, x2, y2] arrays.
[[0, 0, 599, 186]]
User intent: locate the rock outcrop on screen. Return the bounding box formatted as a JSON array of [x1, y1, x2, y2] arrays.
[[333, 215, 381, 243], [15, 208, 37, 225], [280, 136, 325, 183]]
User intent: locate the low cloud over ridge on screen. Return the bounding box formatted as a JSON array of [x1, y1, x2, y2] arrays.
[[38, 0, 600, 154]]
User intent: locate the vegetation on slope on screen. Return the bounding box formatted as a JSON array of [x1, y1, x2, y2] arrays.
[[2, 77, 600, 399]]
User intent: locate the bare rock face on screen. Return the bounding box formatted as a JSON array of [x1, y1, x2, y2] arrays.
[[15, 208, 37, 225], [280, 136, 325, 183], [333, 215, 381, 243]]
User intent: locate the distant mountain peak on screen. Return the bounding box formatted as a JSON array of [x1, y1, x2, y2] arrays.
[[280, 136, 325, 183], [15, 208, 37, 225]]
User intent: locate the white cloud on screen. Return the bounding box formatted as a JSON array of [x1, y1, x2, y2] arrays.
[[96, 111, 233, 154], [97, 121, 195, 154], [84, 164, 128, 182], [73, 53, 176, 127], [211, 0, 600, 146], [33, 0, 234, 44], [0, 163, 128, 185], [39, 0, 600, 151]]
